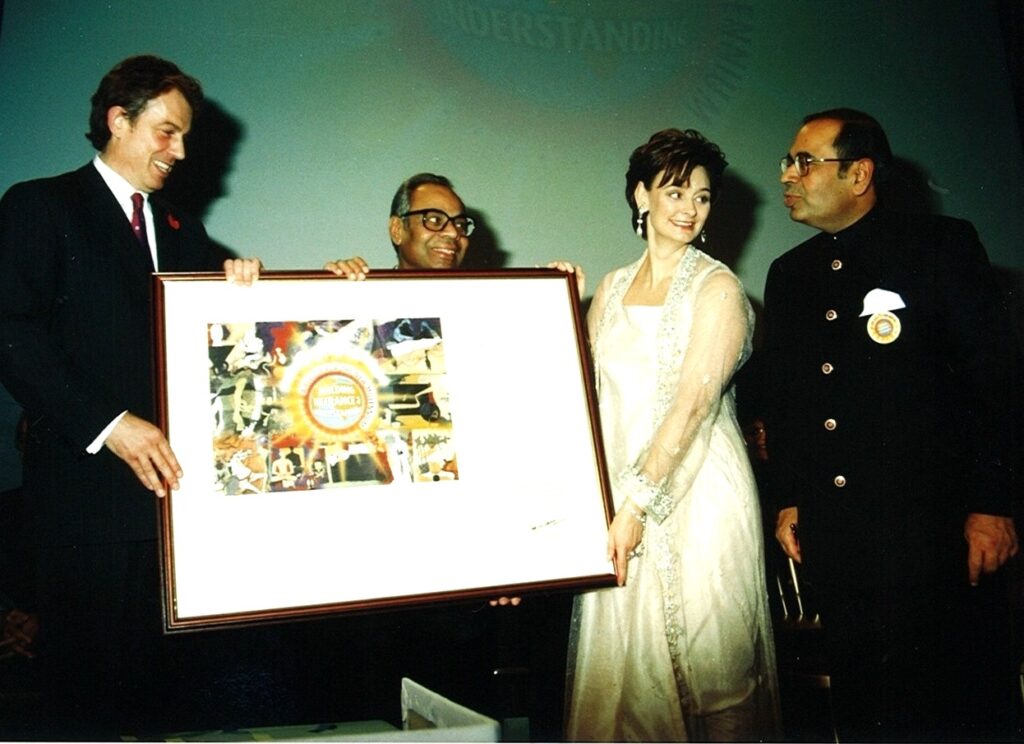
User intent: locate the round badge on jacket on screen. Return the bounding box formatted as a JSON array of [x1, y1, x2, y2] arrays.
[[866, 312, 901, 344]]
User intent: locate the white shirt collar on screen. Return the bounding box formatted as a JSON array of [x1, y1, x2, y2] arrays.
[[93, 154, 143, 212], [92, 154, 158, 268]]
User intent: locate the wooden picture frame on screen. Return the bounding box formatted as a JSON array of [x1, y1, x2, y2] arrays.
[[154, 269, 614, 631]]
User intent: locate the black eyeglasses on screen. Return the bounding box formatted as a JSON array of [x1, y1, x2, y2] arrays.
[[780, 152, 859, 177], [400, 209, 475, 237]]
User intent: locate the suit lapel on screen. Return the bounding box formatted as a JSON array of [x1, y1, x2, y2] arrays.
[[151, 198, 175, 270], [152, 197, 203, 273], [74, 165, 155, 298]]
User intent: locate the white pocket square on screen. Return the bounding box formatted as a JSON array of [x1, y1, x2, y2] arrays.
[[860, 288, 906, 317]]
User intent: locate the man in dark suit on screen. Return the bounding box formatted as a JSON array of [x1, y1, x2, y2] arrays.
[[762, 108, 1020, 741], [0, 55, 260, 738], [320, 176, 581, 739]]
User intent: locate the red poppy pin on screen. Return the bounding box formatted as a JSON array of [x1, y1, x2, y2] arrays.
[[167, 213, 181, 230]]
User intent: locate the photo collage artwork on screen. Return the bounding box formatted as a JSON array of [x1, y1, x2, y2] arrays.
[[208, 317, 457, 495]]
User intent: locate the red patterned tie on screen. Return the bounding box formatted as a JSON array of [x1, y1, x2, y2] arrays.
[[130, 192, 149, 250]]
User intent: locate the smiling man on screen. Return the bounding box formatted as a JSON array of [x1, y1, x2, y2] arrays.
[[762, 108, 1020, 741], [325, 173, 583, 290], [389, 173, 472, 270], [325, 172, 472, 277], [0, 55, 259, 738]]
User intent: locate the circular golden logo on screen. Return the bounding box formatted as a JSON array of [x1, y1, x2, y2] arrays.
[[297, 360, 379, 436], [866, 312, 901, 345]]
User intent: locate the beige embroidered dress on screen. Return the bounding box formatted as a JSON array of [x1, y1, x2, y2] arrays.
[[565, 248, 778, 741]]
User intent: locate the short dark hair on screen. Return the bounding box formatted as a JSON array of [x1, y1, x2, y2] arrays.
[[389, 173, 457, 218], [86, 55, 203, 150], [625, 129, 727, 239], [802, 108, 893, 183]]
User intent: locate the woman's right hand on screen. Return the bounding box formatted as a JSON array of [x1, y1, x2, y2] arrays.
[[775, 506, 801, 563], [608, 501, 645, 586], [324, 256, 370, 280]]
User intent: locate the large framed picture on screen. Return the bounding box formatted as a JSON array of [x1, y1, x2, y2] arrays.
[[154, 269, 615, 631]]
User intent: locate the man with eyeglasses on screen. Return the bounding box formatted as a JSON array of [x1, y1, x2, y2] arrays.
[[320, 172, 578, 734], [760, 108, 1019, 741], [325, 172, 473, 276], [325, 173, 582, 289]]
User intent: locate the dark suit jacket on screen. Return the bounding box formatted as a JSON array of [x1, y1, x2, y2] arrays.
[[0, 163, 223, 547], [761, 207, 1019, 591]]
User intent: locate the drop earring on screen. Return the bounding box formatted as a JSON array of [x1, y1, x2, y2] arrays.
[[699, 230, 707, 245], [635, 208, 648, 238]]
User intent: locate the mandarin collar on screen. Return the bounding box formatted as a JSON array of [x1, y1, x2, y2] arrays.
[[831, 205, 887, 247]]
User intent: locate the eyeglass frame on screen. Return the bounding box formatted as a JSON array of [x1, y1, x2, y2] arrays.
[[400, 208, 476, 237], [780, 152, 860, 177]]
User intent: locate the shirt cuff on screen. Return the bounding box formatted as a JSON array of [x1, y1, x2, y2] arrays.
[[86, 410, 128, 454]]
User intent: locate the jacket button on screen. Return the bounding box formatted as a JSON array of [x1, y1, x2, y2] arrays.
[[821, 362, 834, 374], [824, 418, 837, 431], [834, 475, 847, 488], [825, 309, 838, 321], [831, 259, 843, 270]]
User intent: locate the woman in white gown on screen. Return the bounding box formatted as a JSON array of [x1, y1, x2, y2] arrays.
[[565, 129, 778, 742]]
